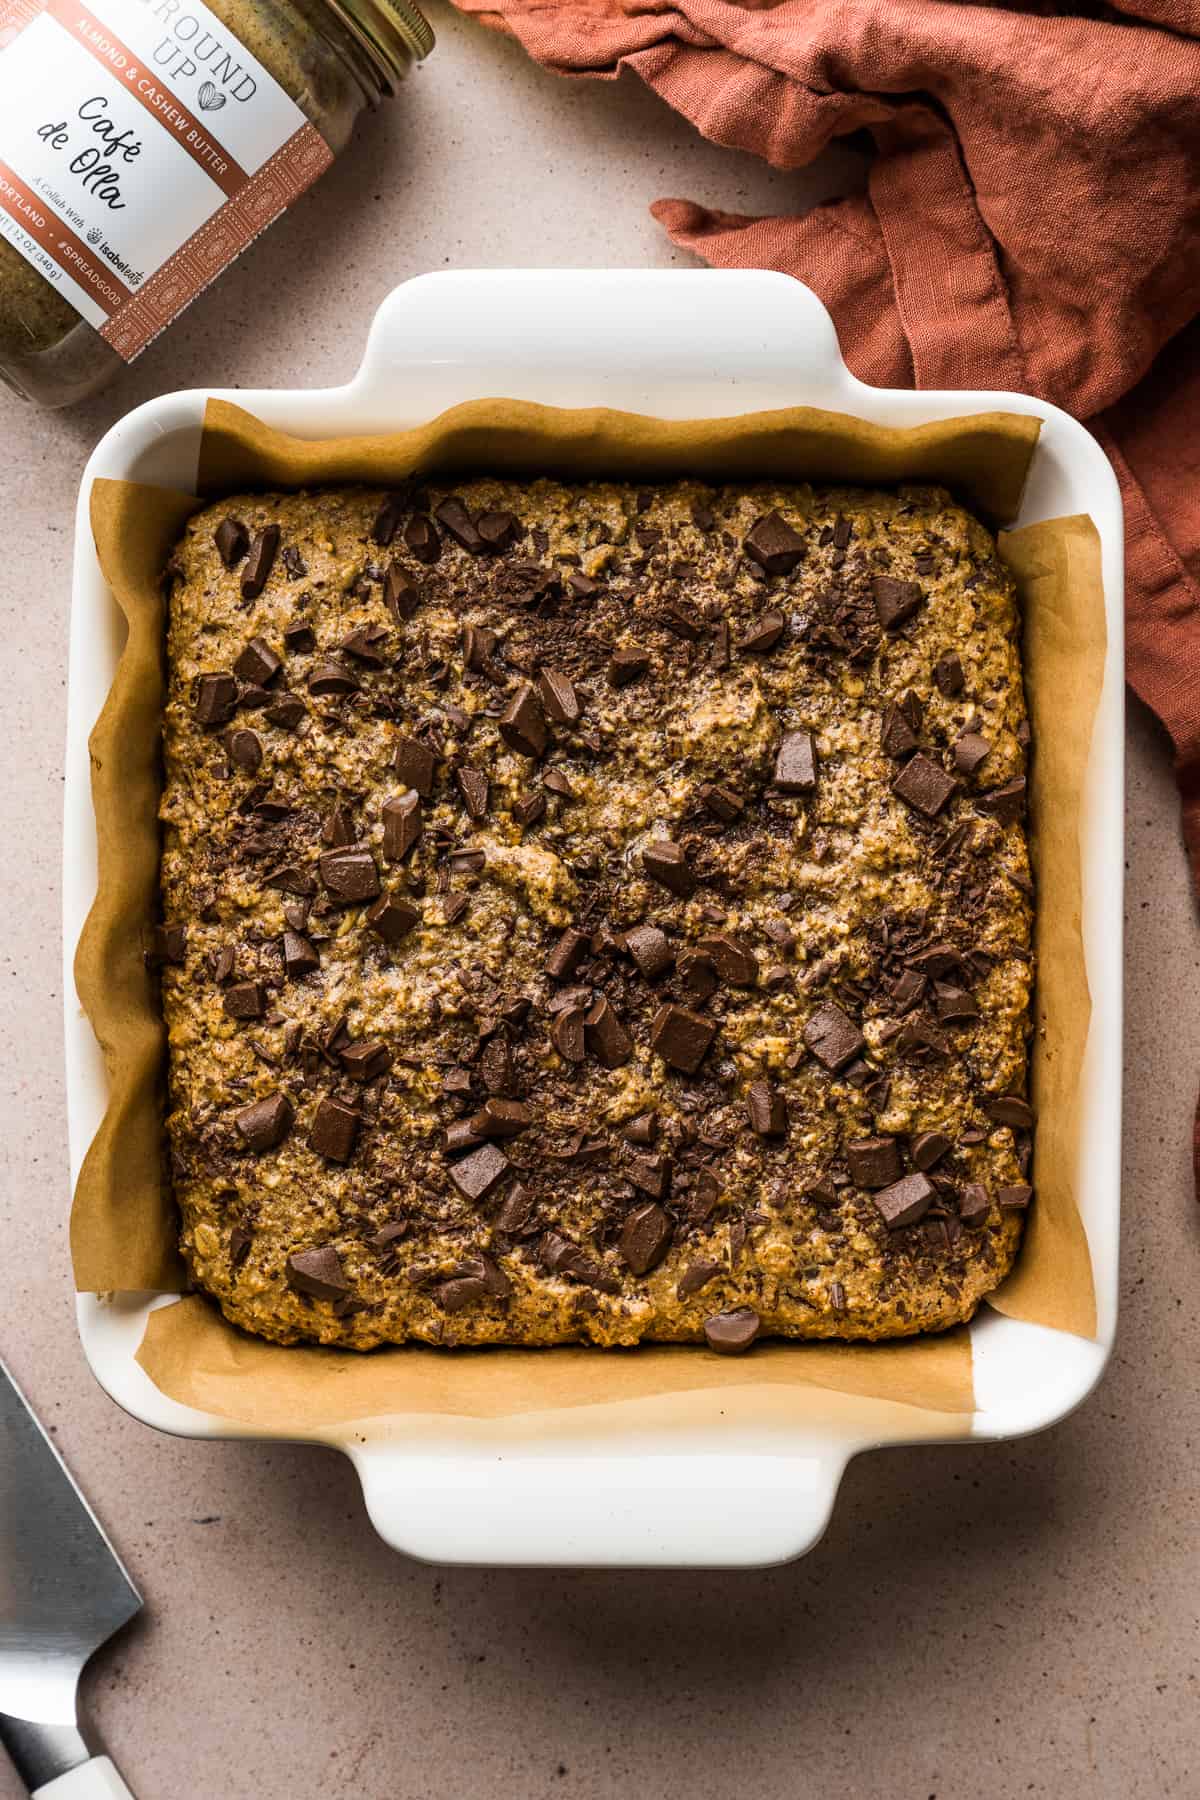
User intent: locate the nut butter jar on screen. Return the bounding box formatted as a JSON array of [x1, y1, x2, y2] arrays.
[[0, 0, 432, 406]]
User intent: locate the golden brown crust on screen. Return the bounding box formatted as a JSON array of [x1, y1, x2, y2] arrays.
[[159, 477, 1033, 1350]]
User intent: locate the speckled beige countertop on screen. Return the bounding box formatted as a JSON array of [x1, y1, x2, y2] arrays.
[[1, 6, 1196, 1795]]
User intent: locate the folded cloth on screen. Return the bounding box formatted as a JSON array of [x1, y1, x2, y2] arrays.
[[454, 0, 1200, 1195]]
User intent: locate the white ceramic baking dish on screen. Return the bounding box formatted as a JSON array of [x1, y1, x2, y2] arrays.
[[64, 269, 1124, 1568]]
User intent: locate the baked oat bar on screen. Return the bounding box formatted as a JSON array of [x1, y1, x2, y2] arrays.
[[158, 476, 1035, 1350]]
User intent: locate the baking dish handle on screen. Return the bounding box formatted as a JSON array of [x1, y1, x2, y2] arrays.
[[348, 1439, 850, 1568], [346, 269, 860, 422]]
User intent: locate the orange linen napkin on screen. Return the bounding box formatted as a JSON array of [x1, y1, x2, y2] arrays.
[[452, 0, 1200, 1192]]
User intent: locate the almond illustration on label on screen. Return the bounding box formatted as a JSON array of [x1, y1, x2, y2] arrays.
[[197, 81, 227, 110]]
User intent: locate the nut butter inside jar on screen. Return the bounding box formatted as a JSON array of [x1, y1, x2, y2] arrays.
[[0, 0, 432, 408]]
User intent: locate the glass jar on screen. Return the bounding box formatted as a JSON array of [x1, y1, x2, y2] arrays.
[[0, 0, 432, 407]]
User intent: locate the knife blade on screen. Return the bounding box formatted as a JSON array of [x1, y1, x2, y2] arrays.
[[0, 1356, 140, 1796]]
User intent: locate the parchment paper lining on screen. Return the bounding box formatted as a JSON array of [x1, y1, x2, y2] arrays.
[[72, 397, 1100, 1434]]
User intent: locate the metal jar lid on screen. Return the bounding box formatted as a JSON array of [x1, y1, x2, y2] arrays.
[[325, 0, 434, 93]]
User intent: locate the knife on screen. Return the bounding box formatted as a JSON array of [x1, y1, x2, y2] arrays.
[[0, 1356, 139, 1797]]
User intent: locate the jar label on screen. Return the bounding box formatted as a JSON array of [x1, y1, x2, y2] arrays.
[[0, 0, 333, 360]]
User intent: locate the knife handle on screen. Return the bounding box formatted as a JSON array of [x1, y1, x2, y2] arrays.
[[31, 1757, 133, 1799]]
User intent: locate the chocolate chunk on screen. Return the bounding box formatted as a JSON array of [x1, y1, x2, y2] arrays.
[[744, 512, 805, 575], [874, 1172, 935, 1229], [499, 682, 548, 758], [892, 753, 957, 818], [829, 1280, 847, 1314], [626, 924, 673, 980], [264, 864, 316, 896], [958, 1182, 991, 1225], [846, 1136, 902, 1188], [450, 1142, 510, 1200], [773, 731, 817, 794], [934, 983, 979, 1024], [513, 792, 547, 829], [477, 510, 520, 552], [462, 623, 498, 674], [480, 1037, 517, 1094], [322, 803, 355, 848], [381, 562, 419, 622], [540, 1232, 620, 1294], [620, 1202, 672, 1276], [319, 846, 380, 904], [307, 660, 359, 697], [746, 1080, 787, 1138], [677, 951, 718, 1003], [738, 609, 786, 654], [264, 693, 305, 731], [984, 1095, 1036, 1130], [642, 839, 696, 898], [998, 1183, 1033, 1210], [286, 1245, 348, 1300], [871, 574, 923, 630], [228, 1223, 252, 1266], [283, 621, 316, 655], [434, 1276, 490, 1312], [697, 781, 744, 822], [195, 672, 238, 727], [225, 727, 262, 773], [235, 1092, 293, 1153], [241, 525, 280, 600], [954, 731, 992, 777], [545, 927, 590, 980], [608, 646, 651, 687], [371, 492, 407, 546], [341, 1038, 392, 1082], [697, 935, 757, 988], [703, 1307, 760, 1354], [584, 997, 633, 1068], [538, 668, 581, 725], [803, 1002, 866, 1072], [628, 1154, 671, 1200], [435, 496, 484, 553], [215, 516, 248, 568], [889, 969, 926, 1012], [367, 893, 420, 944], [977, 777, 1026, 824], [624, 1112, 657, 1146], [881, 702, 919, 760], [393, 735, 435, 797], [896, 1017, 951, 1061], [650, 1004, 717, 1074], [404, 514, 441, 564], [934, 651, 965, 697], [470, 1098, 531, 1140], [234, 636, 281, 687], [224, 981, 265, 1020], [551, 1004, 587, 1063], [911, 1130, 952, 1170], [445, 1119, 483, 1155], [308, 1097, 360, 1163], [543, 769, 575, 800], [907, 943, 963, 978], [677, 1258, 721, 1299], [210, 943, 235, 983], [282, 930, 319, 977], [566, 570, 599, 598], [494, 1185, 534, 1235], [456, 766, 489, 819], [382, 791, 422, 862], [341, 624, 390, 667]]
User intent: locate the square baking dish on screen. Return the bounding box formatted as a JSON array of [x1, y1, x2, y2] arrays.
[[64, 269, 1124, 1568]]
